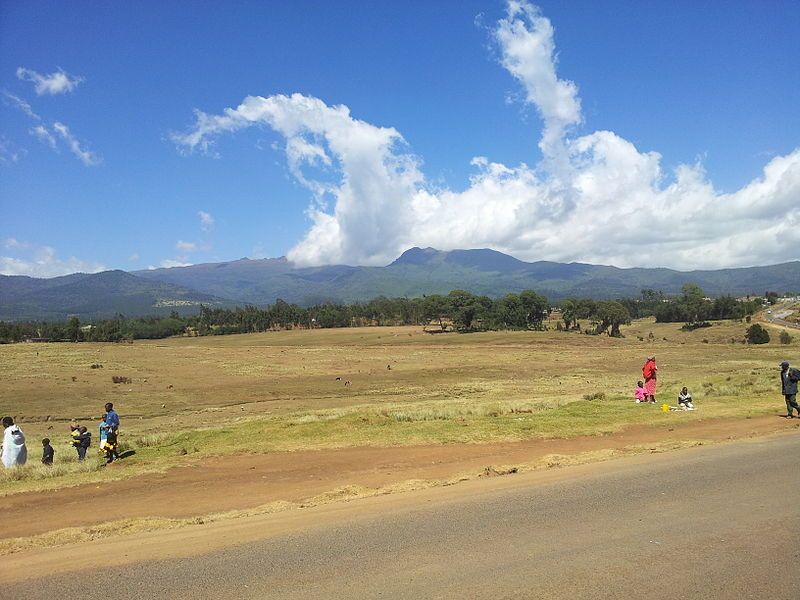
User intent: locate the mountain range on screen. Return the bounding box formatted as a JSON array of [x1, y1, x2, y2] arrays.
[[1, 247, 798, 321]]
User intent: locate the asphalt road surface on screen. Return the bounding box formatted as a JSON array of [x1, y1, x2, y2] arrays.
[[9, 435, 800, 600]]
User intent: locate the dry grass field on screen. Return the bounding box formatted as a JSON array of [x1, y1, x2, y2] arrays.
[[1, 316, 795, 496]]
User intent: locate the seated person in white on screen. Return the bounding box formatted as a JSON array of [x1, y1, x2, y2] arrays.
[[677, 387, 695, 410]]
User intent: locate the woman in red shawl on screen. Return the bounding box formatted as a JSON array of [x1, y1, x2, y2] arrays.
[[642, 356, 657, 403]]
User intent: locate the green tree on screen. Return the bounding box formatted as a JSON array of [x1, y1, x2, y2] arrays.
[[593, 301, 632, 337], [422, 295, 451, 331], [745, 324, 770, 344], [519, 290, 549, 330], [66, 316, 82, 342], [680, 283, 710, 324], [560, 299, 577, 330], [448, 290, 479, 331]]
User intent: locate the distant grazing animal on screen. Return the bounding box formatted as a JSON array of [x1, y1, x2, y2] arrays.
[[345, 381, 351, 387], [335, 377, 341, 381]]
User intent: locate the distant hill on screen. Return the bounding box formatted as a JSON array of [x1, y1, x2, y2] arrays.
[[2, 248, 798, 321], [0, 270, 226, 321], [136, 247, 800, 306]]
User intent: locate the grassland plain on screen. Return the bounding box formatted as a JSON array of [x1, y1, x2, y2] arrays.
[[0, 317, 795, 497]]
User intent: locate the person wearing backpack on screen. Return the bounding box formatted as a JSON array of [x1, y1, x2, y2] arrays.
[[779, 360, 800, 418]]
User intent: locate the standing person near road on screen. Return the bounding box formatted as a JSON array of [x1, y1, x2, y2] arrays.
[[99, 414, 108, 452], [104, 403, 120, 461], [41, 438, 55, 465], [779, 361, 800, 418], [70, 421, 82, 459], [642, 356, 658, 403], [102, 431, 119, 464], [105, 403, 120, 433], [2, 416, 28, 468], [75, 426, 91, 461]]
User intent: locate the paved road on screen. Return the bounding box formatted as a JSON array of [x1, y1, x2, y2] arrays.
[[10, 435, 800, 600]]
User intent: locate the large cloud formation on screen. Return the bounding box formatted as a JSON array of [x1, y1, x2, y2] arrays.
[[172, 1, 800, 269]]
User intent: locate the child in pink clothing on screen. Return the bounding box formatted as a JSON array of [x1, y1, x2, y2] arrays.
[[634, 381, 647, 403]]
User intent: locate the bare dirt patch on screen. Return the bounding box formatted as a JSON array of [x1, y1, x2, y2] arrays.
[[2, 415, 796, 541]]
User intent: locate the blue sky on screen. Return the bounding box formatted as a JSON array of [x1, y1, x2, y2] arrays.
[[1, 0, 798, 277]]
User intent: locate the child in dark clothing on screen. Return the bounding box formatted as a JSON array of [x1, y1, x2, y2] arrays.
[[75, 426, 91, 461], [41, 438, 55, 465]]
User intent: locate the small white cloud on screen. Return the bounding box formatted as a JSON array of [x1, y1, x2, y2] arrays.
[[30, 125, 57, 149], [0, 244, 104, 277], [2, 91, 41, 121], [175, 240, 197, 252], [16, 67, 84, 96], [157, 259, 193, 269], [3, 238, 29, 249], [198, 210, 214, 230], [52, 121, 100, 166], [128, 253, 140, 262]]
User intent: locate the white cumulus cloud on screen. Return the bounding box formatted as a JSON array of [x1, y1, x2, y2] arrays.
[[0, 244, 105, 277], [16, 67, 84, 96], [171, 1, 800, 270]]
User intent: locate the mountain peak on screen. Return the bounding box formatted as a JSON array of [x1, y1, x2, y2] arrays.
[[389, 247, 442, 266], [444, 248, 527, 271], [390, 247, 527, 271]]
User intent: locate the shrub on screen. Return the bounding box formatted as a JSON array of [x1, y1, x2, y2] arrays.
[[112, 375, 132, 384], [780, 330, 792, 345], [681, 321, 712, 331], [583, 391, 606, 401], [745, 324, 770, 345]]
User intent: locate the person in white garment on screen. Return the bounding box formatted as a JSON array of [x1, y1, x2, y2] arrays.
[[2, 416, 28, 468]]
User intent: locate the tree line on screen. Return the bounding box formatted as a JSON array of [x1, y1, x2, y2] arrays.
[[0, 285, 770, 343]]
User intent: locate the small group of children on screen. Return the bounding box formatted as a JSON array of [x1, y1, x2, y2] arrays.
[[48, 405, 120, 466], [634, 383, 695, 410]]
